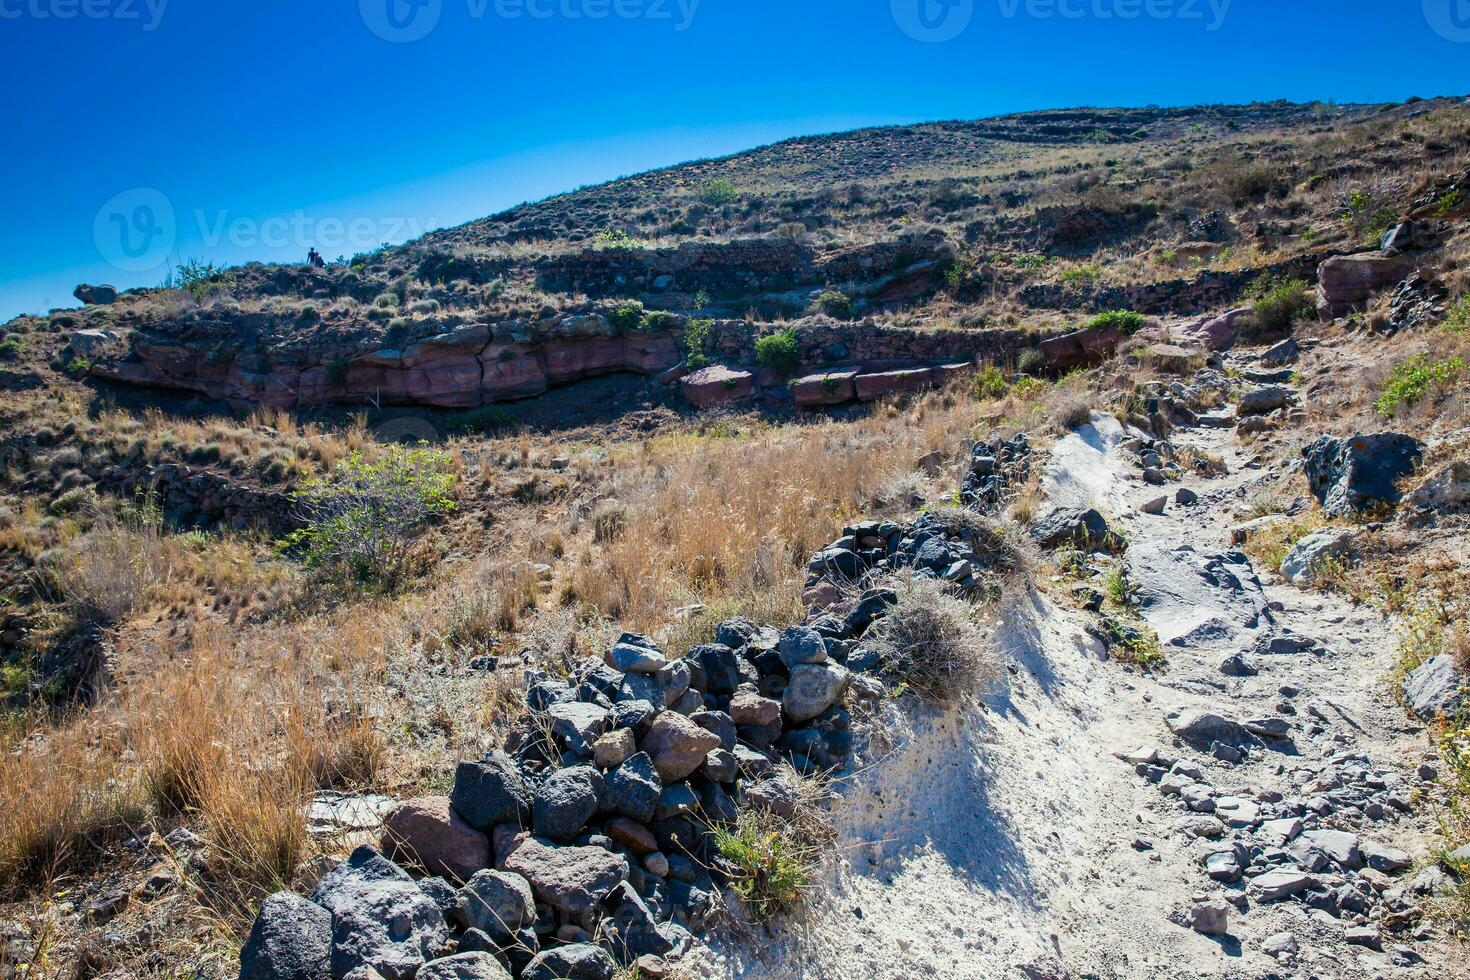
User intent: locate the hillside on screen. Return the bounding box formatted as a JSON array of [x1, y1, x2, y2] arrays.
[[1, 96, 1470, 980]]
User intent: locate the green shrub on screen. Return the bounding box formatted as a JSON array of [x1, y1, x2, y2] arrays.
[[696, 178, 739, 205], [973, 365, 1010, 400], [1017, 348, 1047, 376], [1246, 276, 1313, 335], [606, 301, 646, 334], [374, 292, 401, 308], [0, 339, 23, 360], [169, 259, 234, 303], [684, 318, 713, 370], [64, 357, 92, 377], [594, 229, 641, 250], [1376, 354, 1465, 416], [753, 329, 801, 375], [1085, 310, 1146, 335], [642, 310, 678, 332], [282, 446, 457, 584], [1445, 295, 1469, 334], [815, 290, 853, 320], [1059, 264, 1102, 284], [710, 810, 810, 920]]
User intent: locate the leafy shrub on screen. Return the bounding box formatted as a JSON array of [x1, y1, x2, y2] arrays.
[[753, 329, 801, 375], [407, 299, 440, 315], [607, 301, 646, 334], [683, 318, 713, 370], [926, 179, 976, 212], [64, 357, 93, 377], [973, 365, 1009, 400], [0, 339, 23, 360], [696, 178, 739, 205], [1085, 310, 1145, 335], [1445, 295, 1469, 333], [283, 446, 457, 584], [169, 259, 234, 303], [815, 289, 853, 320], [1376, 354, 1465, 416], [1246, 276, 1313, 335], [710, 809, 811, 920], [373, 292, 401, 308], [594, 229, 641, 250]]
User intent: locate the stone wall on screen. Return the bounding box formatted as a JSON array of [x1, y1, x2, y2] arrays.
[[705, 319, 1042, 371], [1018, 253, 1328, 316], [95, 461, 298, 532]]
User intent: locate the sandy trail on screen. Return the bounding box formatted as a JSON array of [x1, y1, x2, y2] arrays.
[[698, 390, 1460, 979]]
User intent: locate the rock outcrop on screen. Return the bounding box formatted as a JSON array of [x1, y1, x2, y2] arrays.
[[1315, 253, 1417, 320]]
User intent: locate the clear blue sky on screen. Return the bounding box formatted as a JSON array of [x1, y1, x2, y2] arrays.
[[1, 0, 1466, 320]]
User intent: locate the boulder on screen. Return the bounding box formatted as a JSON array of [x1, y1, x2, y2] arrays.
[[854, 367, 938, 401], [1176, 307, 1251, 351], [546, 701, 610, 756], [500, 837, 629, 917], [1303, 433, 1422, 516], [783, 663, 851, 722], [1248, 869, 1314, 902], [728, 689, 782, 727], [1403, 655, 1469, 720], [73, 283, 119, 305], [1040, 322, 1123, 371], [1188, 898, 1230, 936], [641, 712, 721, 783], [532, 766, 603, 843], [238, 892, 332, 980], [1280, 527, 1355, 585], [1236, 385, 1294, 416], [1031, 507, 1113, 550], [681, 365, 754, 409], [603, 752, 663, 823], [791, 369, 860, 406], [381, 797, 489, 883], [310, 848, 449, 980], [455, 870, 535, 943], [1165, 708, 1249, 746], [70, 329, 123, 357], [521, 943, 617, 980], [1316, 253, 1416, 320], [451, 753, 531, 832], [415, 953, 512, 980], [592, 729, 637, 769]]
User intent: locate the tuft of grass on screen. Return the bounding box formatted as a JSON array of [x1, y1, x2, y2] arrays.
[[865, 576, 995, 703], [710, 810, 811, 921]]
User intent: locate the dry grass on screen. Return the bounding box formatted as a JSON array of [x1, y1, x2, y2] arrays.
[[864, 576, 998, 703]]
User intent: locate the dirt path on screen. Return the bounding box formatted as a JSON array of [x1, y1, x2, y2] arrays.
[[698, 368, 1459, 979]]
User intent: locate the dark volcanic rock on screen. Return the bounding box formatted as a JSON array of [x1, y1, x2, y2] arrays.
[[1303, 433, 1422, 516], [238, 892, 332, 980]]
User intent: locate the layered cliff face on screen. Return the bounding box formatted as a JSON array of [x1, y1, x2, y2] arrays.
[[91, 320, 682, 410]]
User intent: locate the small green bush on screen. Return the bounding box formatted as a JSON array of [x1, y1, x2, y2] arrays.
[[1085, 310, 1146, 335], [642, 310, 678, 332], [607, 301, 646, 334], [373, 292, 400, 308], [710, 810, 810, 920], [0, 339, 23, 360], [1445, 295, 1469, 334], [1060, 264, 1102, 284], [1247, 276, 1313, 335], [815, 290, 853, 320], [696, 178, 739, 205], [973, 365, 1010, 400], [1017, 348, 1048, 376], [753, 329, 801, 375], [594, 229, 641, 250], [283, 446, 457, 584], [1376, 354, 1465, 416], [684, 318, 713, 370]]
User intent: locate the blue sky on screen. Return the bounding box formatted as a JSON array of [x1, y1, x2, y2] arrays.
[[0, 0, 1466, 320]]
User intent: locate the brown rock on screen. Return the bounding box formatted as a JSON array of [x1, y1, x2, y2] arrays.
[[381, 796, 489, 883], [854, 367, 937, 401], [728, 689, 782, 727], [500, 836, 629, 916], [1316, 253, 1417, 320], [790, 369, 859, 406], [640, 712, 721, 783], [604, 817, 658, 856], [681, 365, 755, 409]]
